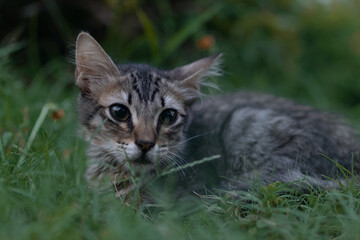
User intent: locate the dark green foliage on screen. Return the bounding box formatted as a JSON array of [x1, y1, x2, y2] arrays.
[[1, 0, 360, 239]]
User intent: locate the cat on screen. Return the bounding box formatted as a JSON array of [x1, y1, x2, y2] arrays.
[[75, 32, 359, 197]]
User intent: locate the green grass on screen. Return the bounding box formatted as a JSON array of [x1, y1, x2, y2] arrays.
[[2, 1, 360, 237], [1, 42, 360, 240]]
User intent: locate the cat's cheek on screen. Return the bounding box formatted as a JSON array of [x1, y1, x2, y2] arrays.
[[157, 128, 174, 144], [121, 143, 142, 160], [147, 144, 161, 162]]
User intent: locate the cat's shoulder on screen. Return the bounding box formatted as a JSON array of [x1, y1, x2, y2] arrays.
[[195, 91, 302, 111]]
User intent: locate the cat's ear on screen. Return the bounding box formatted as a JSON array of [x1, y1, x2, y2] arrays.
[[75, 32, 120, 94], [169, 53, 222, 91]]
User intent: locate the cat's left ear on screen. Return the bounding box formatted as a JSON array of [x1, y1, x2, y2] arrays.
[[75, 32, 120, 95], [168, 53, 222, 91]]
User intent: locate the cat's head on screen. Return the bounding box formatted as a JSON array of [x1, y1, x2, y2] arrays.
[[75, 32, 221, 179]]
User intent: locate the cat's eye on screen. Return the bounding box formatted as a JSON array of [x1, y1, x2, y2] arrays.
[[159, 109, 178, 125], [109, 104, 130, 122]]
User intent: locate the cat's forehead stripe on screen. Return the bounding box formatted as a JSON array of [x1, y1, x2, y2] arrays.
[[150, 88, 159, 102], [131, 72, 143, 102], [131, 70, 162, 103]]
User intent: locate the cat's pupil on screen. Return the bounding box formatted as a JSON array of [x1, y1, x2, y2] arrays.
[[159, 109, 177, 125], [109, 104, 130, 122]]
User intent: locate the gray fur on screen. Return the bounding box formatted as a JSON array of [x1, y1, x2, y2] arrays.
[[186, 92, 360, 191], [75, 32, 359, 197]]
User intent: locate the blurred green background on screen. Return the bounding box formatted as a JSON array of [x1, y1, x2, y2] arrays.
[[2, 0, 360, 120], [2, 2, 360, 239]]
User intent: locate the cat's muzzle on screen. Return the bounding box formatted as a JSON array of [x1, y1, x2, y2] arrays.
[[133, 153, 152, 165]]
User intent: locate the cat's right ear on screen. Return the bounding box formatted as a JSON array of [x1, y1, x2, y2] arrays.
[[168, 54, 222, 104], [169, 54, 222, 91], [75, 32, 120, 95]]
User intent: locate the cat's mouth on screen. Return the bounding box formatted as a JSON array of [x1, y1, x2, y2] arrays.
[[133, 153, 152, 165]]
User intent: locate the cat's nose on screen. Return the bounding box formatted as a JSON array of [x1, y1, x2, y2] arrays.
[[135, 140, 155, 152]]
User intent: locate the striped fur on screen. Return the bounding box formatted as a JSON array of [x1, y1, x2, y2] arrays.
[[75, 32, 359, 197], [75, 32, 221, 195]]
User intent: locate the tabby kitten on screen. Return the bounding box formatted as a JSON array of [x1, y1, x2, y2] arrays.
[[75, 32, 359, 196]]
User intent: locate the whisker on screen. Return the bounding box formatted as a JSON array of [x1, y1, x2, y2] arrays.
[[169, 131, 213, 148], [167, 150, 198, 176], [162, 154, 187, 178], [167, 150, 189, 165]]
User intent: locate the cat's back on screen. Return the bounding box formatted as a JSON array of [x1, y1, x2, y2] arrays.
[[187, 91, 359, 179], [190, 91, 349, 136]]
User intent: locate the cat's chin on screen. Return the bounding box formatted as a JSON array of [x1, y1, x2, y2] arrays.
[[133, 154, 152, 165], [127, 155, 156, 173]]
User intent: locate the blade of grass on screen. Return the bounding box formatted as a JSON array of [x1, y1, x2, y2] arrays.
[[17, 103, 58, 167], [136, 7, 159, 58], [89, 118, 108, 142], [0, 41, 25, 59], [320, 153, 353, 177], [159, 3, 224, 62], [159, 155, 220, 177], [8, 187, 35, 200], [42, 0, 72, 41], [0, 138, 5, 162]]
